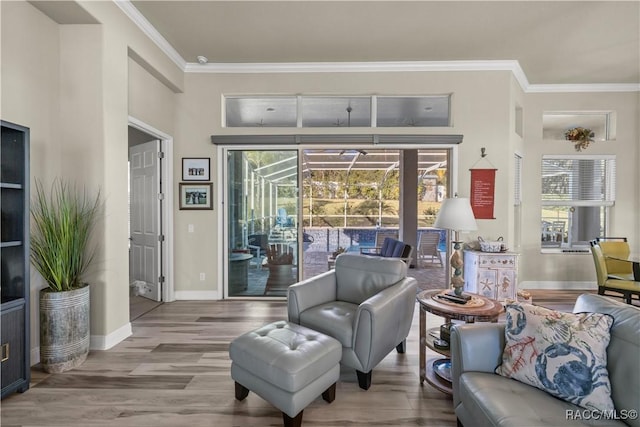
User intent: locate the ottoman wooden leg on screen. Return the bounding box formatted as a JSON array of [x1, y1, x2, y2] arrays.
[[321, 383, 336, 403], [283, 411, 303, 427], [235, 382, 249, 401]]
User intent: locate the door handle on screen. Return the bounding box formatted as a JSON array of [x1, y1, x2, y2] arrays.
[[1, 343, 9, 362]]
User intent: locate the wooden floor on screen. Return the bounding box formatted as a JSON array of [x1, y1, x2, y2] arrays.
[[129, 296, 163, 321], [1, 290, 598, 426]]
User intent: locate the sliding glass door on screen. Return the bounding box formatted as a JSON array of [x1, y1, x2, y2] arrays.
[[222, 143, 453, 298], [226, 150, 299, 297]]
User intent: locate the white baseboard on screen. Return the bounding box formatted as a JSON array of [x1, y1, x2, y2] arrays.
[[90, 322, 133, 350], [31, 347, 39, 367], [520, 281, 597, 290], [174, 290, 220, 300]]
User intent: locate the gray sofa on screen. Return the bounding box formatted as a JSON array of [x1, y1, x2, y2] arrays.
[[451, 294, 640, 427], [287, 253, 417, 390]]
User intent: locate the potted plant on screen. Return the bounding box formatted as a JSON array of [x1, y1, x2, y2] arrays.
[[30, 179, 101, 373], [331, 246, 346, 259]]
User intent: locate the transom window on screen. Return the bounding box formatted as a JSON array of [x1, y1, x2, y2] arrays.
[[224, 95, 451, 128], [542, 111, 615, 141]]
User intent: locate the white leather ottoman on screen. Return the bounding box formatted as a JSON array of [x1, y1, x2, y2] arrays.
[[229, 320, 342, 427]]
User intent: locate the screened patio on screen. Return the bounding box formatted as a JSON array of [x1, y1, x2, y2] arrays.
[[227, 147, 450, 297]]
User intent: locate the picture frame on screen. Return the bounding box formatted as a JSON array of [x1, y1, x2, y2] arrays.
[[179, 183, 213, 210], [182, 157, 210, 181]]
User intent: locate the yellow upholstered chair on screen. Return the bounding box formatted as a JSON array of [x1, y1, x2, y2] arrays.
[[597, 237, 634, 280], [590, 241, 640, 304]]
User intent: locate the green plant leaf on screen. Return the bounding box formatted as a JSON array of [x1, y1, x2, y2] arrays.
[[30, 179, 101, 292]]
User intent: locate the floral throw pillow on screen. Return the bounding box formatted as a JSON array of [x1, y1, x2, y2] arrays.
[[495, 303, 614, 412]]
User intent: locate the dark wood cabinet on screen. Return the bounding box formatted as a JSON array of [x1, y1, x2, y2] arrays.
[[1, 303, 26, 390], [1, 120, 30, 398]]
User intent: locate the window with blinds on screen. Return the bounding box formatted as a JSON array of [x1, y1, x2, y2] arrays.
[[513, 154, 523, 249], [514, 154, 522, 206], [540, 155, 616, 251]]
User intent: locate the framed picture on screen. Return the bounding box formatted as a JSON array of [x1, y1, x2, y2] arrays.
[[182, 157, 210, 181], [179, 183, 213, 210]]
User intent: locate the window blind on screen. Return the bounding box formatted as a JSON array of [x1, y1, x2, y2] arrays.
[[514, 154, 522, 205], [541, 155, 615, 206]]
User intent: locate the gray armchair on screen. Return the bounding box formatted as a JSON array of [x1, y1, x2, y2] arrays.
[[287, 253, 417, 390]]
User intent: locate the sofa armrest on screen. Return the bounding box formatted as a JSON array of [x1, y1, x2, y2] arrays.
[[450, 323, 505, 408], [287, 271, 337, 323], [351, 277, 417, 372]]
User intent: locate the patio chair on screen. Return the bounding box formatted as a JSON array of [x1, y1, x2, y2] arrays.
[[359, 230, 398, 255], [551, 220, 565, 242], [375, 230, 398, 246], [540, 220, 553, 241], [275, 207, 294, 227], [417, 232, 442, 267], [247, 233, 269, 269], [360, 237, 413, 265]]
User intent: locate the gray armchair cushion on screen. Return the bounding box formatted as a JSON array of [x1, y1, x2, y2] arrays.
[[299, 301, 358, 347], [287, 271, 337, 324], [334, 253, 407, 304]]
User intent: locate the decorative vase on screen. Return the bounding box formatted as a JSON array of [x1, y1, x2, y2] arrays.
[[39, 285, 90, 373], [449, 241, 465, 296]]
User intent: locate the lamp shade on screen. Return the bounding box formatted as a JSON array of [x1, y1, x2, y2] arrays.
[[433, 197, 478, 232]]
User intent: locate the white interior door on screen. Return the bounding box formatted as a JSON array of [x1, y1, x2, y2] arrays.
[[129, 140, 162, 301]]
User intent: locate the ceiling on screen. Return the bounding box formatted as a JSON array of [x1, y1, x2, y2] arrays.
[[25, 1, 639, 87], [127, 0, 640, 86]]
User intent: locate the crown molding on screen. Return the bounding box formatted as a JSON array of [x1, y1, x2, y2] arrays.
[[114, 0, 186, 70], [527, 83, 640, 93], [186, 59, 527, 77], [116, 1, 639, 94], [185, 59, 522, 74], [186, 60, 532, 91], [185, 61, 639, 93]]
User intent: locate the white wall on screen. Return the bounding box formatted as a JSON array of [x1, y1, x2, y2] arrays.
[[128, 58, 177, 135], [2, 0, 638, 356], [173, 70, 516, 292], [1, 0, 182, 358], [67, 1, 182, 344], [1, 0, 62, 364], [520, 91, 639, 287], [174, 71, 638, 291]]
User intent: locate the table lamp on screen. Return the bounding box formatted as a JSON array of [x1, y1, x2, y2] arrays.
[[433, 196, 478, 297]]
